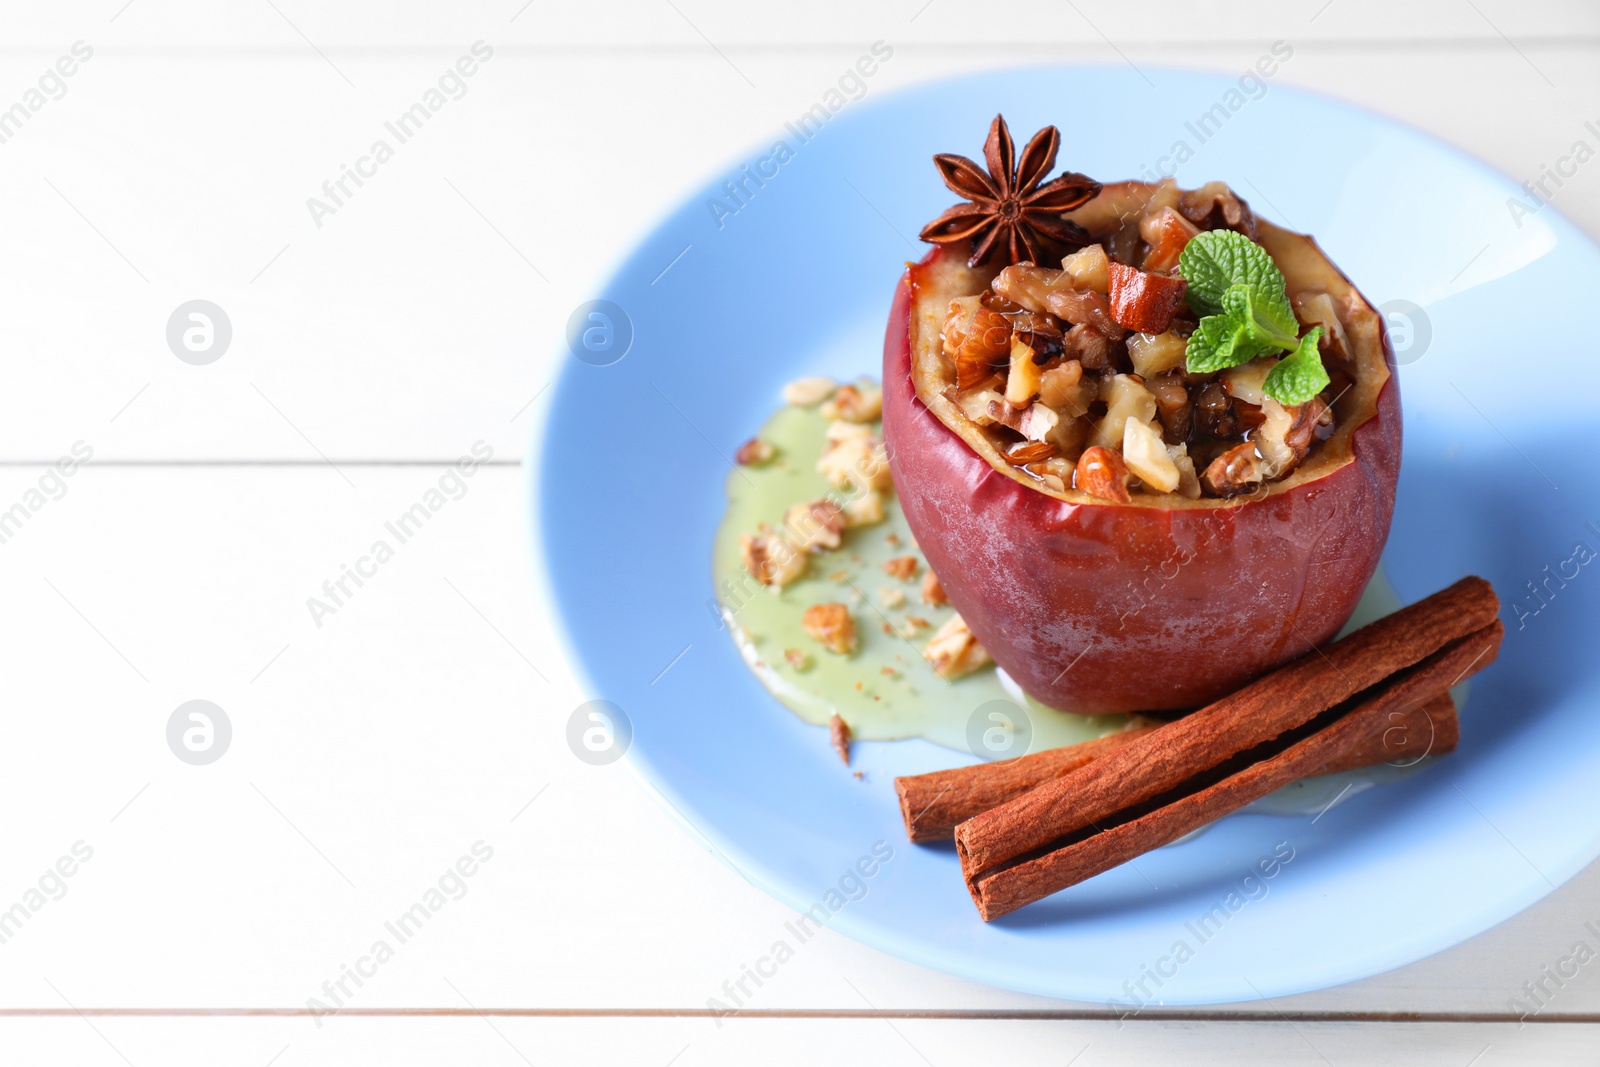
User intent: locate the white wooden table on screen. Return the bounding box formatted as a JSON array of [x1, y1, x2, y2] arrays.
[[4, 2, 1598, 1062]]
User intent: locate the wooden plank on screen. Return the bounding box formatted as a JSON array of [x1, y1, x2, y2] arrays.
[[1, 1015, 1598, 1066], [0, 464, 1597, 1017], [0, 43, 1595, 461], [5, 0, 1598, 47]]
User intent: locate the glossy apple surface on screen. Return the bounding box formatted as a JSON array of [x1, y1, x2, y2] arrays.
[[882, 230, 1401, 714]]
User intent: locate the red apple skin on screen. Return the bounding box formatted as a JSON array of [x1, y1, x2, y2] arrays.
[[882, 249, 1402, 715]]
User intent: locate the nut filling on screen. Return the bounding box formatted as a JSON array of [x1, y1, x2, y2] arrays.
[[923, 179, 1374, 502]]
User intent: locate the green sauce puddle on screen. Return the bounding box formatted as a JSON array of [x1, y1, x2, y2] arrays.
[[712, 386, 1444, 816], [712, 396, 1138, 756]]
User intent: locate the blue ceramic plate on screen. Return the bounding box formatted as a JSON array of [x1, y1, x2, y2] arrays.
[[538, 66, 1600, 1004]]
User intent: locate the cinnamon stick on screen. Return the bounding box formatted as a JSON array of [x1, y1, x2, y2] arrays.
[[1318, 690, 1459, 775], [964, 622, 1500, 919], [895, 693, 1456, 843], [955, 576, 1498, 880]]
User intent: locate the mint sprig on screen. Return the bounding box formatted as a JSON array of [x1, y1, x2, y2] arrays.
[[1177, 229, 1327, 405]]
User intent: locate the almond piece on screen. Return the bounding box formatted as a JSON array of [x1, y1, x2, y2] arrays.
[[1138, 206, 1201, 273], [1006, 440, 1056, 465], [1004, 337, 1042, 406], [920, 570, 948, 607], [1107, 261, 1189, 335], [1075, 446, 1132, 504], [1121, 417, 1180, 493], [802, 602, 858, 655]]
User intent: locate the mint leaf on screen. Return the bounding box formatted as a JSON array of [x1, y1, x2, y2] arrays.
[[1185, 314, 1250, 373], [1184, 285, 1296, 374], [1186, 312, 1261, 373], [1221, 285, 1300, 352], [1179, 230, 1297, 342], [1263, 327, 1328, 405]]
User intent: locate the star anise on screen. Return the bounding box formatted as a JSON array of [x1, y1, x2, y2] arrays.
[[918, 114, 1101, 269]]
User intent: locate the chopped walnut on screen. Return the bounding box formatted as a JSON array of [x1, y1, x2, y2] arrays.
[[1060, 322, 1111, 372], [819, 422, 896, 495], [844, 490, 886, 527], [989, 265, 1060, 315], [1126, 331, 1188, 379], [878, 586, 905, 609], [782, 499, 846, 553], [818, 422, 892, 493], [829, 711, 852, 764], [1292, 291, 1355, 374], [1178, 181, 1259, 240], [1170, 444, 1202, 499], [1091, 374, 1157, 450], [1201, 442, 1266, 497], [921, 571, 948, 606], [1045, 287, 1125, 340], [902, 614, 932, 633], [783, 647, 809, 671], [988, 265, 1124, 341], [1250, 397, 1298, 477], [922, 614, 992, 680], [782, 376, 837, 406], [989, 399, 1058, 442], [953, 387, 1006, 426], [802, 602, 858, 655], [1039, 359, 1092, 415], [820, 382, 883, 423], [739, 527, 808, 587], [734, 437, 776, 466], [882, 556, 918, 581], [1060, 243, 1110, 293]]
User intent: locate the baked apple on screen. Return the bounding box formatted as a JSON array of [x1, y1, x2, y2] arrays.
[[884, 119, 1400, 714]]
